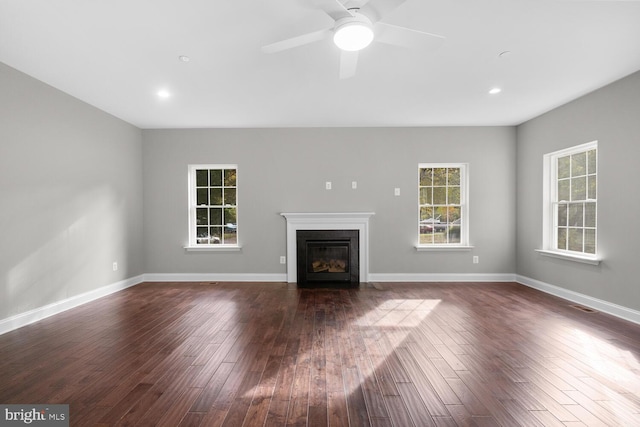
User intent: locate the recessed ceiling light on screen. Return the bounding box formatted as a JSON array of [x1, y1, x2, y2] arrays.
[[178, 55, 190, 62], [489, 87, 502, 95], [157, 89, 171, 99]]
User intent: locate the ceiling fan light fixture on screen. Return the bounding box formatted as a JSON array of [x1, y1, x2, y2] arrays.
[[333, 15, 374, 51]]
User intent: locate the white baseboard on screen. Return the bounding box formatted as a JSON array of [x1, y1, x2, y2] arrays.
[[368, 273, 517, 282], [516, 274, 640, 325], [3, 272, 637, 336], [143, 273, 288, 283], [0, 274, 144, 336]]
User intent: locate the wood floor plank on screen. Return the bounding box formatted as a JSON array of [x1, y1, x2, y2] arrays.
[[395, 382, 437, 427], [1, 281, 640, 426]]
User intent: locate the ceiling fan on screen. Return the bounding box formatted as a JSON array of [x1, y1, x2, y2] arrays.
[[261, 0, 445, 79]]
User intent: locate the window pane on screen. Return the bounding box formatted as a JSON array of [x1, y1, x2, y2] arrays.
[[420, 232, 434, 244], [558, 180, 570, 202], [447, 223, 461, 243], [448, 186, 460, 205], [196, 227, 209, 244], [224, 169, 237, 186], [210, 188, 222, 206], [419, 187, 432, 205], [224, 220, 238, 244], [448, 168, 460, 185], [557, 204, 568, 227], [588, 175, 597, 199], [433, 168, 447, 185], [557, 228, 567, 250], [558, 156, 570, 179], [435, 207, 449, 222], [197, 188, 208, 206], [584, 229, 596, 254], [558, 156, 571, 179], [584, 202, 596, 228], [571, 152, 586, 177], [210, 169, 222, 186], [196, 170, 208, 187], [224, 188, 236, 206], [223, 207, 237, 225], [210, 208, 222, 225], [571, 177, 586, 201], [433, 187, 446, 204], [419, 168, 433, 186], [568, 204, 583, 227], [587, 149, 597, 174], [209, 227, 222, 244], [196, 208, 208, 225], [447, 206, 461, 225], [568, 228, 583, 252], [224, 232, 237, 245], [433, 231, 447, 244], [420, 206, 433, 221]]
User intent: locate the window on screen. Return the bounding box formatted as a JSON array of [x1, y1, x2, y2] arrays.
[[188, 165, 238, 247], [541, 141, 598, 262], [418, 164, 469, 247]]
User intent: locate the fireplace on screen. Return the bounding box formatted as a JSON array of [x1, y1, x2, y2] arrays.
[[296, 230, 359, 286], [281, 212, 374, 284]]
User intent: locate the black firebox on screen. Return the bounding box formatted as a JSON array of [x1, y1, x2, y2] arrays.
[[296, 229, 359, 287]]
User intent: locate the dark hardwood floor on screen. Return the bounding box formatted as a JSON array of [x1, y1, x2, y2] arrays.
[[1, 281, 639, 426]]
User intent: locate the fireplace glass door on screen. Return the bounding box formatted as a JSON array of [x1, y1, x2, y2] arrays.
[[296, 230, 359, 286]]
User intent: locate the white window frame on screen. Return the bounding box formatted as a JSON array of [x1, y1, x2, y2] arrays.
[[538, 141, 600, 264], [416, 163, 472, 251], [185, 164, 241, 251]]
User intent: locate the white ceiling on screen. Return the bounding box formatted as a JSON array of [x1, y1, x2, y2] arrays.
[[1, 0, 640, 128]]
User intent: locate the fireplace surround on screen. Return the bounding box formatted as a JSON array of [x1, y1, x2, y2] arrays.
[[281, 212, 374, 284]]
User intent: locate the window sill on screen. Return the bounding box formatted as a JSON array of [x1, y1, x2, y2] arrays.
[[535, 249, 601, 265], [415, 245, 474, 252], [184, 245, 242, 252]]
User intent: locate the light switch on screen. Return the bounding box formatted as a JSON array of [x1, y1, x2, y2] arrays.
[[394, 188, 401, 196]]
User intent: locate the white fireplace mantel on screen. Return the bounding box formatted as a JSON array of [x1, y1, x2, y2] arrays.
[[280, 212, 375, 284]]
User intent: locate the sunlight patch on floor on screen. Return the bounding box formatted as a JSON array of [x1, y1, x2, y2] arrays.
[[358, 299, 441, 328], [573, 328, 640, 393]]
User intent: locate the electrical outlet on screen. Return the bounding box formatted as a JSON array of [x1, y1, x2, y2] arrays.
[[473, 256, 479, 264], [325, 181, 332, 190], [280, 256, 286, 264], [112, 262, 118, 271]]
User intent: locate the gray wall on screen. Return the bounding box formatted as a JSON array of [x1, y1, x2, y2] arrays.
[[6, 56, 636, 326], [142, 127, 516, 276], [516, 70, 640, 311], [0, 63, 144, 320]]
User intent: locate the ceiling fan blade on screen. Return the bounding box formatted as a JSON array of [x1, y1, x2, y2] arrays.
[[359, 0, 407, 23], [375, 22, 445, 51], [339, 50, 359, 79], [318, 0, 354, 21], [262, 28, 332, 54]]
